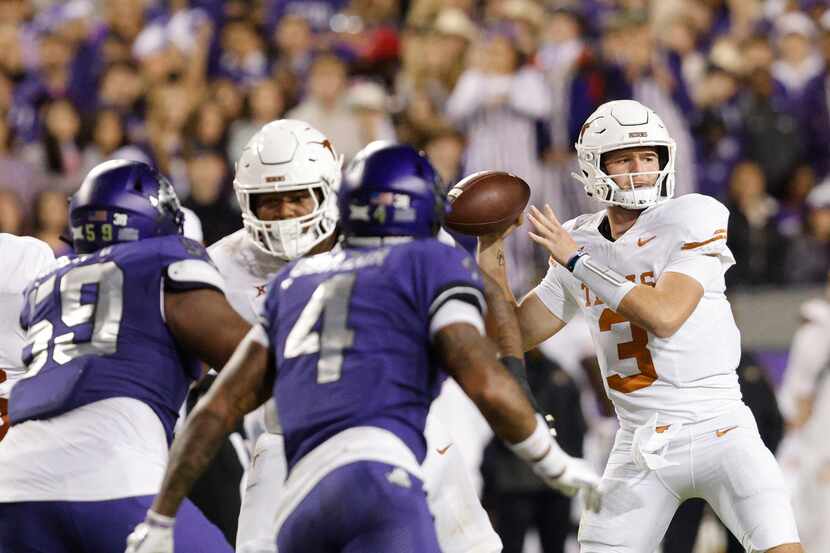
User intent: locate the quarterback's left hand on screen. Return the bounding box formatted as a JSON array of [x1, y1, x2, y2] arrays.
[[527, 204, 580, 266], [125, 511, 175, 553]]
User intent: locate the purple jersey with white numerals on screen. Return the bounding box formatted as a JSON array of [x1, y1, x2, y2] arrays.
[[262, 238, 485, 470], [10, 235, 222, 442]]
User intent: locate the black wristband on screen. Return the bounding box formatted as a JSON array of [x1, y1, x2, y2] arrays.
[[500, 355, 541, 412], [565, 248, 587, 272]]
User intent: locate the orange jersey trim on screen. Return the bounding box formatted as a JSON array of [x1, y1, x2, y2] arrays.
[[681, 232, 727, 251]]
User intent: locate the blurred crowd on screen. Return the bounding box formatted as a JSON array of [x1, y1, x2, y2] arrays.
[[2, 0, 830, 291]]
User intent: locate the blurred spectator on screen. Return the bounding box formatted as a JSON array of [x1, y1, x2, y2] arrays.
[[31, 189, 70, 255], [786, 181, 830, 284], [0, 0, 33, 27], [287, 53, 363, 160], [0, 25, 26, 84], [228, 79, 287, 162], [738, 65, 804, 199], [446, 28, 551, 293], [22, 99, 85, 189], [211, 77, 246, 122], [777, 163, 817, 237], [771, 12, 823, 102], [97, 62, 145, 115], [0, 118, 49, 215], [691, 65, 743, 199], [431, 8, 477, 88], [395, 88, 449, 146], [398, 10, 473, 105], [82, 109, 127, 173], [346, 80, 396, 145], [725, 161, 788, 287], [423, 126, 465, 186], [186, 100, 229, 153], [0, 190, 26, 235], [182, 149, 240, 246], [270, 14, 316, 107], [103, 0, 147, 46], [144, 82, 194, 190], [494, 0, 545, 58], [328, 0, 401, 83], [219, 19, 268, 86]]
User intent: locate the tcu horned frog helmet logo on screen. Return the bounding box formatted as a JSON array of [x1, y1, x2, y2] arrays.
[[573, 100, 676, 210], [233, 120, 344, 260]]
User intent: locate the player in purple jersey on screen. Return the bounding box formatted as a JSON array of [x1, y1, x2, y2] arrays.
[[126, 144, 602, 553], [0, 160, 250, 553]]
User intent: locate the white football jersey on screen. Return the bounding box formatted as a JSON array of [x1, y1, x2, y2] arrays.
[[209, 229, 287, 325], [533, 194, 743, 430], [0, 234, 54, 399], [209, 229, 288, 435]]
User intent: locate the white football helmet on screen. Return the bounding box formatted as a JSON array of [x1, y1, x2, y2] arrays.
[[573, 100, 676, 209], [234, 119, 343, 260]]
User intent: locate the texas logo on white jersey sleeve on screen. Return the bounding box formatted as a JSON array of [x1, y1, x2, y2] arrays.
[[534, 194, 743, 430]]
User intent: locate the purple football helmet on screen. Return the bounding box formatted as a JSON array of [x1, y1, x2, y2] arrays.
[[339, 142, 446, 240], [70, 159, 184, 253]]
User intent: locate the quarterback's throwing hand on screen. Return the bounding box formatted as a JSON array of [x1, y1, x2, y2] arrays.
[[527, 205, 580, 266], [125, 511, 175, 553]]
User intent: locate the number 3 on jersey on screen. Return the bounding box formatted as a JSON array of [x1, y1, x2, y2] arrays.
[[599, 308, 658, 393], [284, 274, 356, 384]]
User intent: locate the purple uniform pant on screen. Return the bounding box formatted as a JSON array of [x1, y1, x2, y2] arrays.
[[0, 495, 232, 552], [277, 461, 442, 553]]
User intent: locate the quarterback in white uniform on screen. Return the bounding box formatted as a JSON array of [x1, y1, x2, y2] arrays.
[[213, 120, 502, 553], [479, 100, 802, 553], [0, 234, 54, 441]]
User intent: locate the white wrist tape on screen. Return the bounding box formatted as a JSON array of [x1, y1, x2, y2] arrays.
[[508, 414, 554, 462], [147, 510, 176, 528], [572, 254, 637, 310]]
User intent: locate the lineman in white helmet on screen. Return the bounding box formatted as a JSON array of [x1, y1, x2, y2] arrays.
[[210, 121, 504, 553], [209, 119, 343, 553], [479, 99, 803, 552]]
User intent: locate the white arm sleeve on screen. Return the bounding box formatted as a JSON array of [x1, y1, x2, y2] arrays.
[[429, 299, 485, 339]]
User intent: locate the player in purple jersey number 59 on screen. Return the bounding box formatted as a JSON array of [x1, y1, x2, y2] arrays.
[[0, 160, 250, 553]]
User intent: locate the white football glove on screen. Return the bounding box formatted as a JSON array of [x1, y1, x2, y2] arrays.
[[125, 510, 175, 553], [532, 439, 603, 512], [510, 414, 603, 512]]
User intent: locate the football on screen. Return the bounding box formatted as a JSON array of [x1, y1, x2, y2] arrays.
[[445, 171, 531, 236]]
